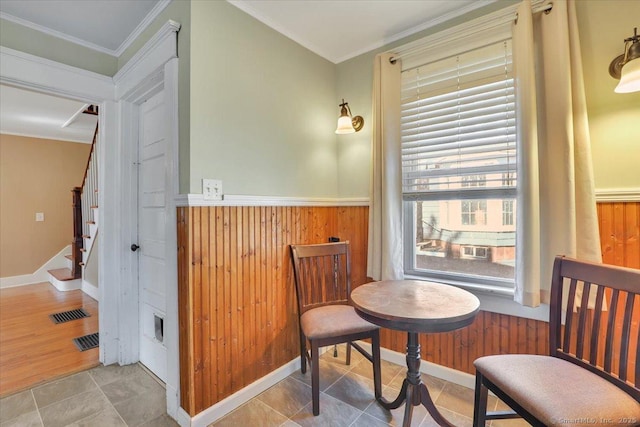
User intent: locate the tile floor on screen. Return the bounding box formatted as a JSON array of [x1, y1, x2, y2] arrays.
[[0, 363, 177, 427], [1, 345, 529, 427], [213, 345, 528, 427]]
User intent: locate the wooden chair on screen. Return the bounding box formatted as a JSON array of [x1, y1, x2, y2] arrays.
[[473, 256, 640, 426], [290, 241, 382, 416]]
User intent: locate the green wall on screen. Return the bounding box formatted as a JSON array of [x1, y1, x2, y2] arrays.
[[575, 0, 640, 192], [335, 0, 640, 197], [335, 1, 515, 198], [0, 17, 117, 76], [189, 0, 337, 196], [2, 0, 637, 197]]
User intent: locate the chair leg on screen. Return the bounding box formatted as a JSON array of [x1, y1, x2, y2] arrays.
[[346, 341, 352, 365], [371, 331, 382, 399], [473, 371, 489, 427], [300, 331, 307, 374], [311, 341, 320, 416]]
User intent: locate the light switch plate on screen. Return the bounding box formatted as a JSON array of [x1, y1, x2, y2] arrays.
[[203, 179, 223, 201], [35, 212, 44, 222]]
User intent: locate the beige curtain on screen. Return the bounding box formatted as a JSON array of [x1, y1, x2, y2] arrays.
[[513, 0, 602, 307], [367, 53, 403, 281]]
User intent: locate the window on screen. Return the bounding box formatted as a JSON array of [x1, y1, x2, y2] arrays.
[[502, 172, 515, 187], [461, 200, 487, 225], [502, 200, 514, 226], [462, 246, 488, 258], [402, 38, 517, 289]]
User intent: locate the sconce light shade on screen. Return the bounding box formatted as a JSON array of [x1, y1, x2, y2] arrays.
[[609, 27, 640, 93], [336, 115, 355, 134], [335, 99, 364, 134], [615, 57, 640, 93]]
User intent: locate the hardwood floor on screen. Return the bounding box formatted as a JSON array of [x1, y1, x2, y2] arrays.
[[0, 282, 99, 397]]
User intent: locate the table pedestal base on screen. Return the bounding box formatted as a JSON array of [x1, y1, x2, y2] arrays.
[[377, 332, 454, 427]]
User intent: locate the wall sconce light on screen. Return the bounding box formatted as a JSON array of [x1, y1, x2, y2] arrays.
[[335, 99, 364, 134], [609, 27, 640, 93]]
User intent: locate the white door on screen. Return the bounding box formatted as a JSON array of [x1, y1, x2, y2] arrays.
[[137, 90, 168, 382]]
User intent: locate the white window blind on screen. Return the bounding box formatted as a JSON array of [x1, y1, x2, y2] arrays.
[[401, 40, 516, 201]]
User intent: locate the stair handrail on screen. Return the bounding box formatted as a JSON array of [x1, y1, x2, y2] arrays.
[[72, 115, 99, 277], [81, 123, 98, 190]]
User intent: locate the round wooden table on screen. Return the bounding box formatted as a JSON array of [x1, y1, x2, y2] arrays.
[[351, 280, 480, 427]]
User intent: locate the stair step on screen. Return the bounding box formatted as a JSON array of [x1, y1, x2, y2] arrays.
[[80, 248, 87, 252], [87, 221, 95, 225], [90, 205, 98, 209], [82, 234, 91, 239], [79, 262, 85, 266], [65, 254, 73, 261], [48, 268, 75, 281]]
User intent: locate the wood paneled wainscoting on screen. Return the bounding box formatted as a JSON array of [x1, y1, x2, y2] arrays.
[[177, 202, 639, 416], [177, 206, 369, 415]]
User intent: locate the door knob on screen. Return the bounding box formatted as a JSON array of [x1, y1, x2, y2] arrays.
[[131, 244, 140, 252]]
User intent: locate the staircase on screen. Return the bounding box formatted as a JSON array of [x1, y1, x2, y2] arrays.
[[48, 108, 99, 297]]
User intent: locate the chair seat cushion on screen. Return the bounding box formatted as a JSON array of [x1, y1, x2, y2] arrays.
[[475, 355, 640, 426], [300, 305, 378, 340]]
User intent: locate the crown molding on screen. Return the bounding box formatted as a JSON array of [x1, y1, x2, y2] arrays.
[[176, 194, 370, 207], [1, 0, 172, 59], [0, 11, 116, 56], [114, 0, 172, 57], [229, 0, 496, 64], [333, 0, 495, 64]]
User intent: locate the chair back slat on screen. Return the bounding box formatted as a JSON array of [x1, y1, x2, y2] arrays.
[[290, 242, 351, 315], [588, 285, 605, 364], [575, 281, 593, 360], [550, 256, 639, 401], [619, 293, 636, 382], [603, 289, 620, 373], [562, 278, 578, 353]]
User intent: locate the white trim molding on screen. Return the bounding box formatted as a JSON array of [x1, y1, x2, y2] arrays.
[[113, 20, 181, 422], [0, 46, 114, 102], [114, 20, 181, 100], [176, 194, 370, 207], [595, 188, 640, 202]]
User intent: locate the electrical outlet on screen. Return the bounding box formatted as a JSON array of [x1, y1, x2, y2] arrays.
[[203, 179, 223, 201], [35, 212, 45, 222]]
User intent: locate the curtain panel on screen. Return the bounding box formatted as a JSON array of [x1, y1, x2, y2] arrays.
[[367, 53, 403, 281], [513, 0, 602, 307]]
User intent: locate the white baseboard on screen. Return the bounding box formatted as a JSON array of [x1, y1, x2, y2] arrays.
[[0, 245, 71, 289], [180, 343, 474, 426], [82, 280, 99, 301], [187, 358, 302, 427]]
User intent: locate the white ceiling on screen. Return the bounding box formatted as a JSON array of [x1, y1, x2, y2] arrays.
[[228, 0, 492, 63], [0, 85, 98, 144], [0, 0, 493, 143]]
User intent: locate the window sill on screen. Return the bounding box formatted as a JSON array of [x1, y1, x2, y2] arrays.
[[403, 274, 549, 322]]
